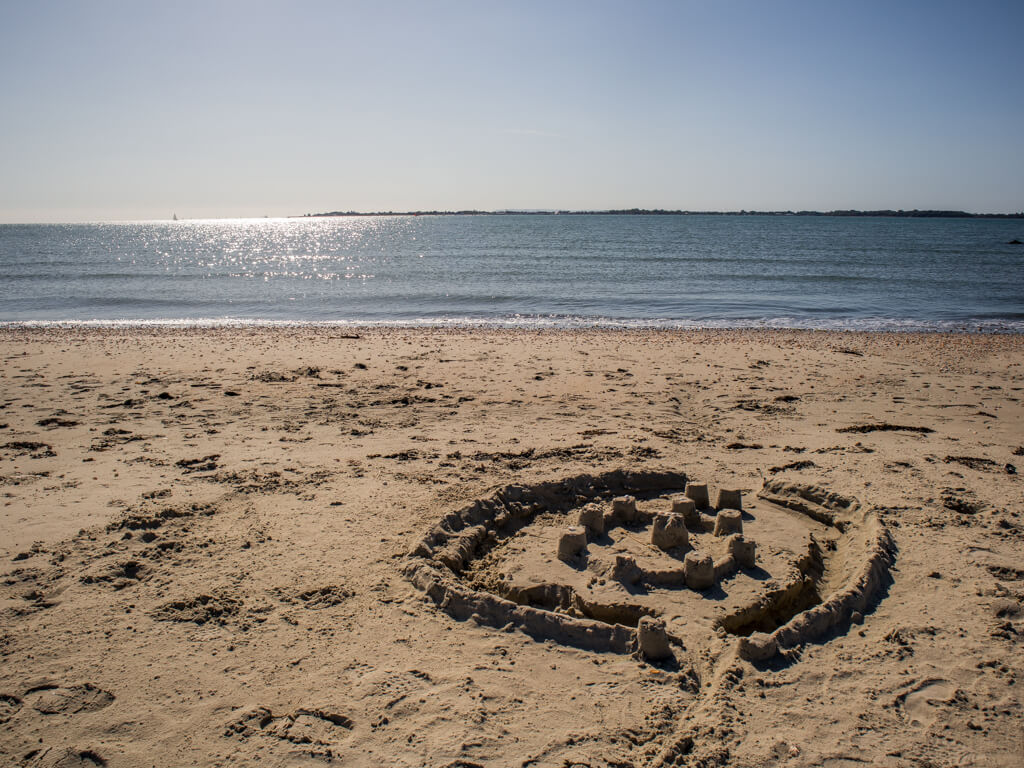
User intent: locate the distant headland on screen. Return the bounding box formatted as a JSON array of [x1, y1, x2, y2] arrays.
[[302, 208, 1024, 218]]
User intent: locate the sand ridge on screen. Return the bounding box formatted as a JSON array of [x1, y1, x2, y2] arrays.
[[0, 328, 1021, 767]]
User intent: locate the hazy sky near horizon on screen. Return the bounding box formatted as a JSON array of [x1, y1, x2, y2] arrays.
[[1, 0, 1022, 222]]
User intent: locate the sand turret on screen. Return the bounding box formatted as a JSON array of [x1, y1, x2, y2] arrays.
[[611, 495, 640, 525], [715, 488, 743, 511], [672, 496, 702, 531], [684, 551, 715, 590], [577, 503, 605, 536], [684, 482, 709, 509], [713, 508, 743, 536], [651, 513, 689, 550], [637, 616, 673, 661], [557, 526, 588, 561]]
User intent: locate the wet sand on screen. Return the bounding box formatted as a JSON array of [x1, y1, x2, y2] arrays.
[[1, 327, 1021, 767]]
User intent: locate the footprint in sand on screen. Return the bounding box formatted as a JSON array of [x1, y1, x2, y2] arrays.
[[227, 706, 354, 747], [0, 693, 23, 723], [24, 683, 114, 715], [150, 591, 243, 624], [1, 441, 56, 459], [899, 678, 958, 728], [79, 559, 148, 590], [21, 747, 106, 767], [275, 584, 354, 610]]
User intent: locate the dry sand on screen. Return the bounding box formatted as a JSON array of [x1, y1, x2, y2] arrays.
[[0, 327, 1021, 768]]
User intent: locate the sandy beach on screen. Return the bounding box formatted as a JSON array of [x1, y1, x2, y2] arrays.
[[1, 327, 1021, 768]]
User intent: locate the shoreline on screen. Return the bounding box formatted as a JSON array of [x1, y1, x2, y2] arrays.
[[4, 323, 1024, 338], [4, 320, 1024, 334], [1, 326, 1021, 765], [3, 327, 1024, 372]]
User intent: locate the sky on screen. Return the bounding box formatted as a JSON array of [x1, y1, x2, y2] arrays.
[[1, 0, 1022, 222]]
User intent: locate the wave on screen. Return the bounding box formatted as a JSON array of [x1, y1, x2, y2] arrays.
[[3, 314, 1023, 333]]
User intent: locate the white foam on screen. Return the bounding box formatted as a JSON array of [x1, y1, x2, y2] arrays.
[[3, 315, 1022, 333]]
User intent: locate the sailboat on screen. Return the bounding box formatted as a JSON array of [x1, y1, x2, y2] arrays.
[[172, 213, 178, 221]]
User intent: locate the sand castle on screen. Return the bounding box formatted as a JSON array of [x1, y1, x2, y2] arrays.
[[404, 470, 895, 665]]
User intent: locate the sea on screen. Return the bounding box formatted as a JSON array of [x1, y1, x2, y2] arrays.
[[1, 215, 1022, 332]]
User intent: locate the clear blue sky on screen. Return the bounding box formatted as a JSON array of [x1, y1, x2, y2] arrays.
[[1, 0, 1021, 221]]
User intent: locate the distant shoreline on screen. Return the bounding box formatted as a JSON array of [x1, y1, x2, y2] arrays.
[[303, 208, 1024, 219]]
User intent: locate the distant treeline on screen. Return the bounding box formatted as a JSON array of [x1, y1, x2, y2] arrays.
[[304, 208, 1024, 218]]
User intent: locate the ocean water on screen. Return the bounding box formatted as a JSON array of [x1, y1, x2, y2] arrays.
[[1, 215, 1022, 331]]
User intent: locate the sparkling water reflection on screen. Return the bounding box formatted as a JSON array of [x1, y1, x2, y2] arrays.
[[1, 215, 1022, 331]]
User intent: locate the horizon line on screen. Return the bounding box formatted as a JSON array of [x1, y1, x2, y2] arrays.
[[4, 207, 1024, 225]]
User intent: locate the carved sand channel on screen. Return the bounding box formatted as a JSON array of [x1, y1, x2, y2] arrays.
[[404, 469, 895, 663]]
